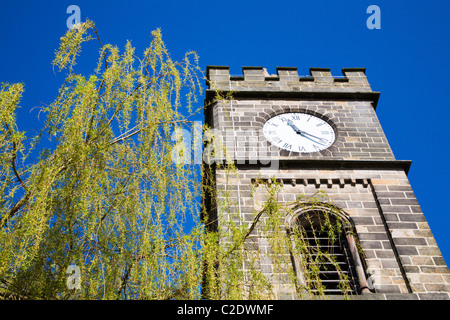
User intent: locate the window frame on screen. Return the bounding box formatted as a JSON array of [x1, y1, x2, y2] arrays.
[[285, 204, 373, 296]]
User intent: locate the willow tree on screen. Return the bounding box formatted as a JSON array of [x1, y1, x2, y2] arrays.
[[0, 20, 205, 299], [0, 21, 357, 300]]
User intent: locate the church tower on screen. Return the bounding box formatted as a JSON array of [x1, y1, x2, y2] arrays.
[[203, 65, 450, 299]]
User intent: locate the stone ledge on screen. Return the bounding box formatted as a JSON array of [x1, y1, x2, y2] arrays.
[[229, 159, 412, 175], [204, 89, 381, 109], [323, 293, 449, 300]]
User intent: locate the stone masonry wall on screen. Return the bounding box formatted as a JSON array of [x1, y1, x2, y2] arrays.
[[206, 66, 372, 93], [215, 167, 450, 299], [205, 65, 450, 300], [207, 99, 395, 162]]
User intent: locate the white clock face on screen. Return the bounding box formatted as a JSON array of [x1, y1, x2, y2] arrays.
[[263, 112, 335, 153]]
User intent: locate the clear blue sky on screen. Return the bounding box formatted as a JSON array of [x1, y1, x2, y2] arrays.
[[1, 0, 449, 264]]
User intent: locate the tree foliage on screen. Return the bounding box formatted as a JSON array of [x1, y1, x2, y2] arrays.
[[0, 21, 360, 300], [0, 20, 203, 299]]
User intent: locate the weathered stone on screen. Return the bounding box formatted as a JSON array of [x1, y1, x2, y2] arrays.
[[204, 65, 450, 300]]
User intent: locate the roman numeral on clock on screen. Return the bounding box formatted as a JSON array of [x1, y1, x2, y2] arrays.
[[283, 143, 292, 150], [263, 113, 336, 153]]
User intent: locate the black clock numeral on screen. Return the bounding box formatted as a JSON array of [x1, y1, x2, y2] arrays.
[[264, 114, 335, 153]]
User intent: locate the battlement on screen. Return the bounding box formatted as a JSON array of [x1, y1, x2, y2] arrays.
[[206, 66, 372, 93]]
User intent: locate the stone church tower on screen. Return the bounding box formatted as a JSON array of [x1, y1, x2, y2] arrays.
[[203, 65, 450, 299]]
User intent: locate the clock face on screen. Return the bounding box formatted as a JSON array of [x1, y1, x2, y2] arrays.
[[262, 112, 335, 153]]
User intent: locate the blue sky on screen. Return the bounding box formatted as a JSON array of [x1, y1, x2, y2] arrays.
[[1, 0, 449, 265]]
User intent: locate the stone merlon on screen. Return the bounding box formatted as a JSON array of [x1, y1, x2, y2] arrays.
[[206, 66, 372, 93]]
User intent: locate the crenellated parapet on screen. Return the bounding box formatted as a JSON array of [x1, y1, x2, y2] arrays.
[[206, 66, 372, 93]]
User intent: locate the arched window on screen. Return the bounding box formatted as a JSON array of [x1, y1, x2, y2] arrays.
[[286, 204, 372, 296]]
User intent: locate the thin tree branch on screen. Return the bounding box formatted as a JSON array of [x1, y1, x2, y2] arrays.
[[0, 193, 30, 228], [91, 24, 108, 71], [222, 208, 266, 260], [5, 124, 28, 192], [0, 159, 69, 228], [117, 263, 132, 299]]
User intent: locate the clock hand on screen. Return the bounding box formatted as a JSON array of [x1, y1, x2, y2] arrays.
[[286, 119, 303, 134], [300, 130, 328, 143], [299, 134, 327, 146], [286, 120, 327, 143], [286, 119, 327, 145]]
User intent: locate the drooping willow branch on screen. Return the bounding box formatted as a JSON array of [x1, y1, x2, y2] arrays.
[[5, 124, 28, 193], [221, 207, 266, 261]]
